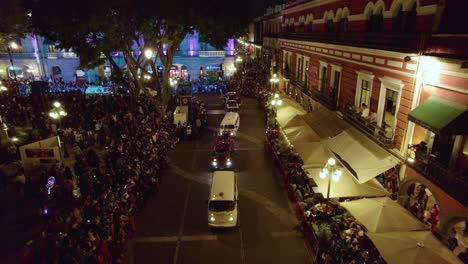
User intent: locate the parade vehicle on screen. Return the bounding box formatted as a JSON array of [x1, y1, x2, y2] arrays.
[[225, 100, 239, 112], [219, 112, 240, 137], [207, 170, 238, 228], [224, 91, 240, 104], [211, 134, 234, 170]]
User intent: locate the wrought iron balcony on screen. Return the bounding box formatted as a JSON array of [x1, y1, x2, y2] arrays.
[[342, 105, 396, 148], [406, 149, 468, 206], [279, 31, 427, 53]]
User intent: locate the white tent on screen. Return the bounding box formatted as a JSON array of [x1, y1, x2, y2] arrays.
[[322, 128, 399, 183], [304, 167, 389, 198], [295, 142, 329, 166], [283, 126, 320, 145], [275, 98, 306, 127], [340, 197, 429, 233], [284, 115, 308, 129], [367, 231, 462, 264]]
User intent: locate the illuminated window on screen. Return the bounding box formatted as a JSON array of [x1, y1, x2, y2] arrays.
[[354, 70, 374, 108]]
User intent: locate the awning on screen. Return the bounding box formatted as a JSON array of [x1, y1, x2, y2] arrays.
[[295, 142, 328, 166], [408, 96, 468, 135], [276, 98, 306, 127], [283, 126, 319, 145], [301, 107, 349, 138], [305, 167, 389, 198], [322, 128, 400, 183]]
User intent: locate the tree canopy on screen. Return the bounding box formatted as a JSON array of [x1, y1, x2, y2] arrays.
[[24, 0, 258, 111]]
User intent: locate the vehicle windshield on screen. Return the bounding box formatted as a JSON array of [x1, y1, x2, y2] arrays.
[[209, 200, 235, 211], [222, 125, 235, 129], [227, 102, 238, 107]]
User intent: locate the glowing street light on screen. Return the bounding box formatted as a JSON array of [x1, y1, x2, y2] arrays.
[[10, 42, 18, 50], [319, 157, 342, 213], [270, 73, 279, 91], [49, 101, 67, 121], [144, 49, 153, 59], [235, 56, 243, 63], [169, 77, 178, 87]]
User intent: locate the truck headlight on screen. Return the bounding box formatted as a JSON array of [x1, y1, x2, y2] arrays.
[[210, 217, 215, 222], [226, 160, 232, 167], [229, 216, 234, 221], [230, 132, 234, 136], [212, 161, 217, 166]]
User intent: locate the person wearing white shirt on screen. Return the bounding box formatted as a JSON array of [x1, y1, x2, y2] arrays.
[[360, 103, 369, 119]]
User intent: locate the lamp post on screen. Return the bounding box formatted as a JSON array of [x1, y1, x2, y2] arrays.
[[49, 101, 67, 130], [6, 42, 19, 95], [269, 73, 279, 92], [270, 93, 282, 116], [319, 158, 342, 214]]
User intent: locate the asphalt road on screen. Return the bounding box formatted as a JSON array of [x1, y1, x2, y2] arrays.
[[124, 94, 311, 264]]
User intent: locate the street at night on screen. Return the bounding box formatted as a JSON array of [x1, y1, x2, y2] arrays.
[[124, 95, 311, 264], [0, 0, 467, 263]]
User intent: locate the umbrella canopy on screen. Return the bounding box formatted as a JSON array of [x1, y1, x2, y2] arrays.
[[295, 142, 328, 166], [340, 197, 429, 233], [275, 98, 306, 127], [367, 231, 462, 264], [283, 126, 320, 145], [305, 167, 389, 198], [284, 115, 308, 129]]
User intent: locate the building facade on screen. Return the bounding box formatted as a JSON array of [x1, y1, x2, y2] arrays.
[[269, 0, 467, 240], [0, 32, 235, 83]]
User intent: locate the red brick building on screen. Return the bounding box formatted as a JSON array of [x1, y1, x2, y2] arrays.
[[271, 0, 467, 239]]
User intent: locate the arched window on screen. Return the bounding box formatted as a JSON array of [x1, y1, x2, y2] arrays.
[[366, 10, 373, 32], [325, 19, 334, 32], [393, 5, 404, 32], [406, 4, 417, 32], [372, 9, 384, 32], [340, 17, 349, 32]]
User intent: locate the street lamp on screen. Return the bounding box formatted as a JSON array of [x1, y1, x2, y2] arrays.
[[6, 42, 19, 94], [144, 49, 153, 60], [0, 81, 7, 92], [319, 157, 342, 213], [269, 73, 279, 91], [270, 93, 282, 116], [49, 101, 67, 124], [235, 56, 243, 63]]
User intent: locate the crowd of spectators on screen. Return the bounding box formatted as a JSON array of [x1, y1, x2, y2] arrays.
[[1, 81, 182, 263], [230, 60, 270, 97]]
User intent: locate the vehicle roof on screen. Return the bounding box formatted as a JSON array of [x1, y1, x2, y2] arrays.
[[210, 171, 235, 201], [220, 112, 239, 125]]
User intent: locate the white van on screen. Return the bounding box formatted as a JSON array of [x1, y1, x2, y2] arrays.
[[173, 105, 188, 125], [219, 112, 240, 137], [208, 171, 238, 228], [225, 100, 239, 112]]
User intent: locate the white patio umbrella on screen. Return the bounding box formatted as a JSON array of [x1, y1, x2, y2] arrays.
[[295, 142, 326, 166], [367, 231, 462, 264], [283, 126, 319, 145], [340, 197, 429, 233]]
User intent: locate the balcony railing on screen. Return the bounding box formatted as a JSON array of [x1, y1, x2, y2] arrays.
[[279, 31, 427, 53], [0, 52, 36, 59], [289, 75, 306, 90], [342, 105, 396, 148], [406, 149, 468, 206], [199, 50, 225, 57]]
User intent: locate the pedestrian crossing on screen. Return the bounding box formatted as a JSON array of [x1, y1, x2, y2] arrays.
[[131, 231, 300, 244]]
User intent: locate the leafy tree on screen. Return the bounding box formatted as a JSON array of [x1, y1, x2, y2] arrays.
[[26, 0, 255, 112], [0, 0, 30, 48]]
